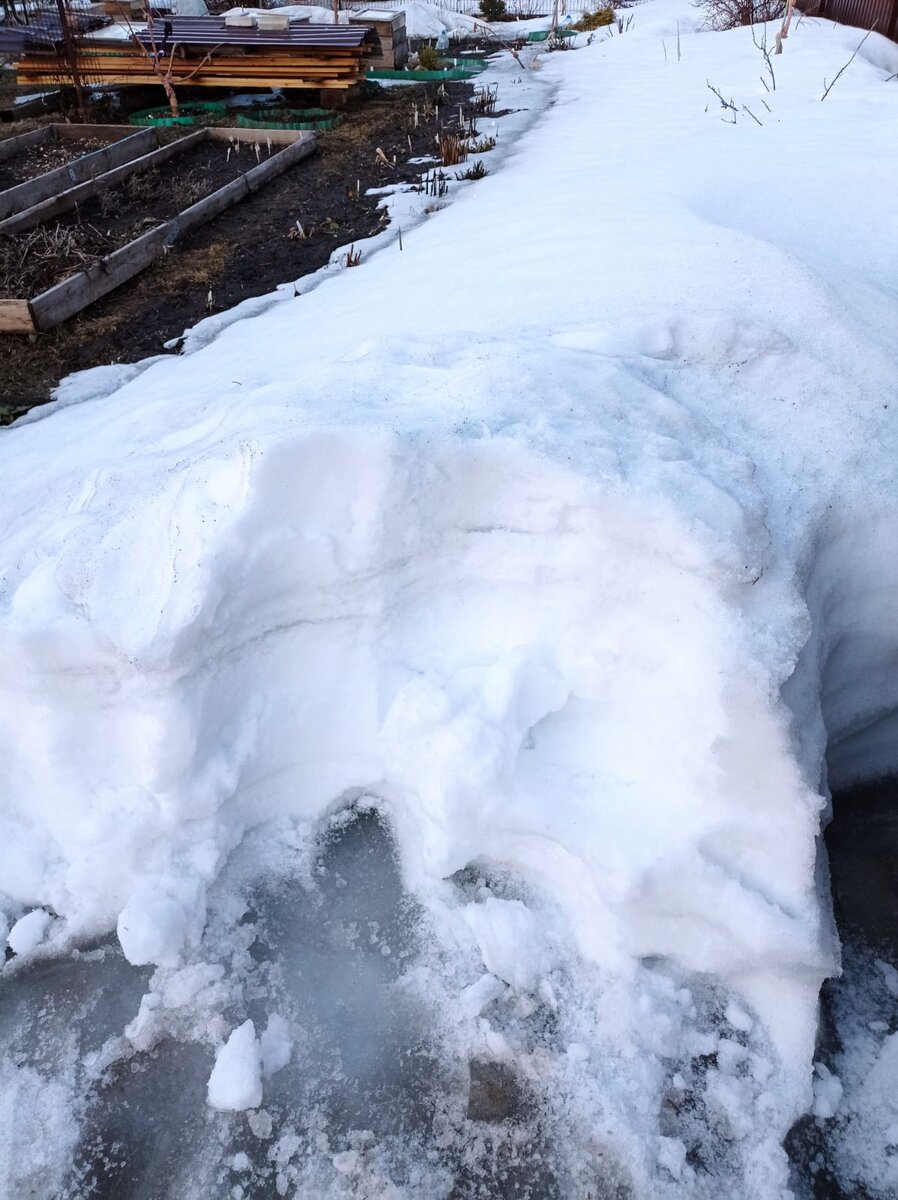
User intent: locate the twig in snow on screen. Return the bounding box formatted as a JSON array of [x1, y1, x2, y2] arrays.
[[821, 25, 876, 99], [751, 20, 776, 91], [707, 80, 738, 122], [742, 104, 763, 124]]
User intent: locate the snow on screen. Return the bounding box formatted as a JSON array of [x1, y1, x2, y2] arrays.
[[117, 878, 206, 967], [207, 1020, 264, 1111], [1, 1, 897, 1195], [6, 909, 51, 956], [812, 1061, 843, 1120]]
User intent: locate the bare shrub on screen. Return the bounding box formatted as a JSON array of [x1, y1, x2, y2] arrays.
[[695, 0, 785, 31]]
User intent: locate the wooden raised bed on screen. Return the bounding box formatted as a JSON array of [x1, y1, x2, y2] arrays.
[[0, 127, 316, 334], [0, 128, 204, 237], [0, 124, 151, 225]]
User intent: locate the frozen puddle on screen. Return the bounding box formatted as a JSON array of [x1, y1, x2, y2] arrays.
[[0, 811, 563, 1199]]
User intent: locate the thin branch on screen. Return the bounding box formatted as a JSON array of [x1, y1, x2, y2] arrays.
[[707, 80, 738, 111], [821, 25, 876, 99]]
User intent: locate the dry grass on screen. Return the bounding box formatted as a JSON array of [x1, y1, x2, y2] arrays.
[[437, 129, 468, 166], [159, 240, 233, 291], [0, 222, 113, 297], [472, 85, 499, 116]]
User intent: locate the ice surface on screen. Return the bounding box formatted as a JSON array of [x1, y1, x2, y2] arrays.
[[1, 0, 897, 1195]]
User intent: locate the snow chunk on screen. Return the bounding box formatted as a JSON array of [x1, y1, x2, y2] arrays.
[[812, 1062, 843, 1120], [658, 1136, 687, 1180], [459, 972, 507, 1018], [117, 880, 205, 967], [247, 1108, 273, 1139], [207, 1020, 263, 1111], [875, 958, 898, 998], [725, 1001, 753, 1034], [332, 1149, 359, 1175], [7, 909, 51, 955], [260, 1014, 292, 1078], [462, 898, 556, 992]]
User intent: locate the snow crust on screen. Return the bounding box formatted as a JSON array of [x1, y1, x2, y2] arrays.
[[1, 2, 898, 1196]]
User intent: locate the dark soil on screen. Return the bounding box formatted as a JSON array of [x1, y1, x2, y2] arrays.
[[0, 133, 108, 192], [0, 139, 264, 298], [0, 80, 480, 413]]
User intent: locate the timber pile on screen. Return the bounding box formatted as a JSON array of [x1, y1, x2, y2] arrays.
[[16, 17, 377, 92]]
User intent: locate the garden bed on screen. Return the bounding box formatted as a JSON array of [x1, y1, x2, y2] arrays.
[[0, 127, 316, 334], [0, 124, 139, 194]]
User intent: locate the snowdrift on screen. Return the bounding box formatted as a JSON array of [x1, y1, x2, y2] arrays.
[[1, 2, 898, 1196]]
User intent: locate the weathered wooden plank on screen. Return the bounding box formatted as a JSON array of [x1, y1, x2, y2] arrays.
[[0, 128, 156, 222], [172, 175, 249, 240], [0, 125, 51, 164], [53, 123, 141, 142], [208, 127, 306, 145], [0, 299, 35, 333], [29, 223, 173, 331], [18, 67, 363, 85], [0, 130, 208, 237], [242, 131, 317, 191]]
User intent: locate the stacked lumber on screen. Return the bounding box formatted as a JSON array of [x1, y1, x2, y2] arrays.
[[348, 9, 407, 70], [16, 17, 376, 92]]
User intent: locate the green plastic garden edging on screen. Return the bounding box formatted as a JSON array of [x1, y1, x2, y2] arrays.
[[235, 108, 343, 131], [129, 101, 227, 127], [367, 67, 482, 81]]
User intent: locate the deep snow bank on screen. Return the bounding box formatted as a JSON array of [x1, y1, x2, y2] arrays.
[[2, 3, 898, 1196]]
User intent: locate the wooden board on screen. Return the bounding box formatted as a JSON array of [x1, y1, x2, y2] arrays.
[[17, 39, 372, 92], [0, 126, 51, 164], [0, 299, 35, 334]]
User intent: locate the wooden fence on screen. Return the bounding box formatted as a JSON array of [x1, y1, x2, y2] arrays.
[[800, 0, 898, 38]]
